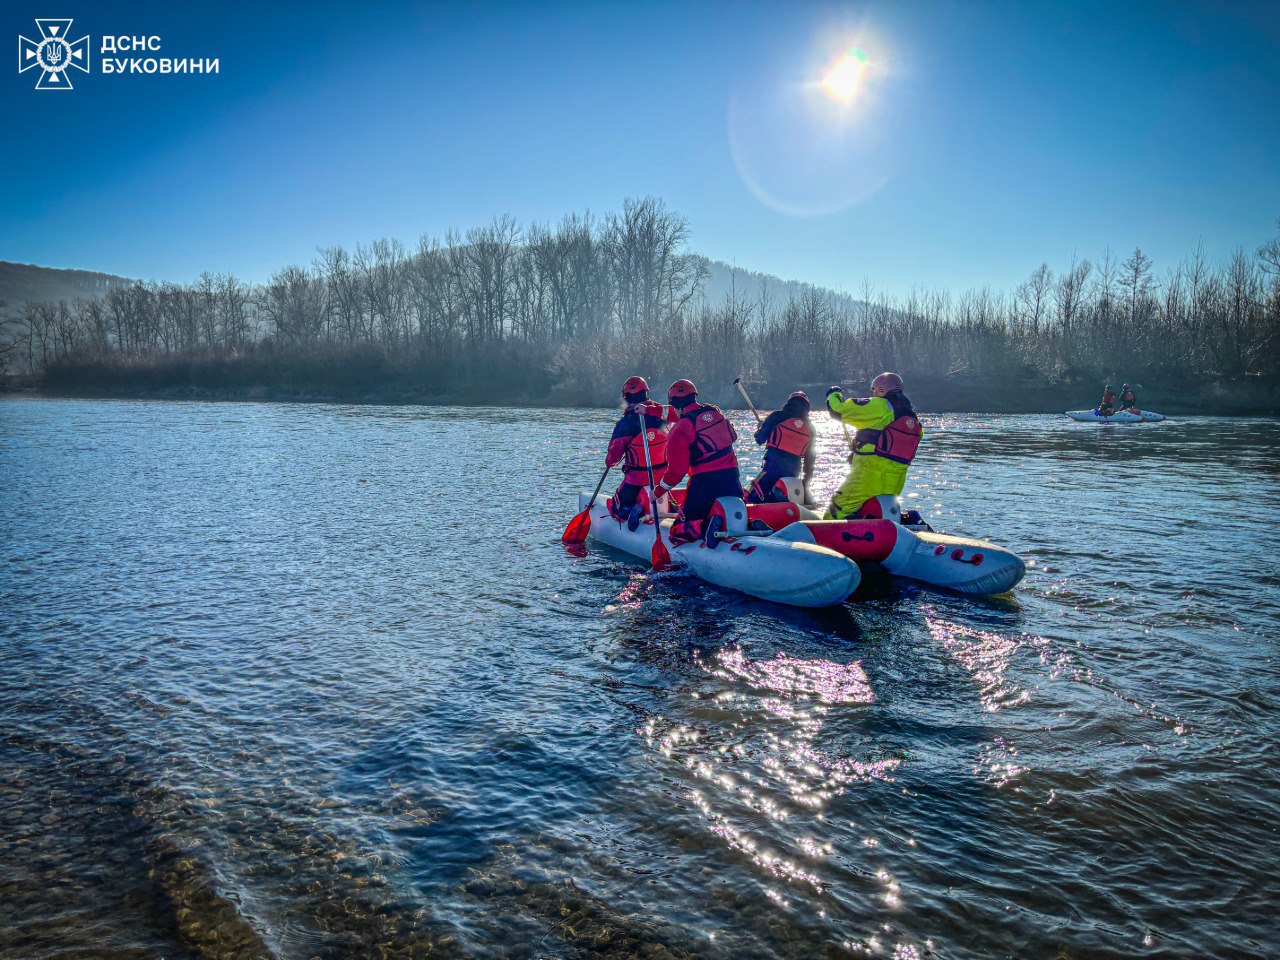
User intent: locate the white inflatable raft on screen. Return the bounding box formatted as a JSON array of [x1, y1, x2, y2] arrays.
[[576, 493, 860, 608], [769, 521, 1025, 595], [1066, 408, 1166, 423]]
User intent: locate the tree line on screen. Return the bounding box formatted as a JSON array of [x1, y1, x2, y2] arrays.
[[4, 199, 1278, 405]]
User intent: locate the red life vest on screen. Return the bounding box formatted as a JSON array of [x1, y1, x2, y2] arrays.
[[768, 416, 812, 458], [688, 404, 738, 468], [623, 402, 669, 475], [854, 414, 922, 466]]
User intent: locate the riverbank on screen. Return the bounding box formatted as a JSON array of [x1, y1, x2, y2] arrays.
[[21, 368, 1279, 416]]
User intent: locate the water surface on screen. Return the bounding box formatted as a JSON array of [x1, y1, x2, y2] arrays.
[[2, 397, 1277, 960]]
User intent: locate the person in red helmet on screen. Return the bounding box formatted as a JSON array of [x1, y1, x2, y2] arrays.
[[604, 376, 672, 531], [653, 379, 743, 544], [746, 391, 816, 504], [824, 372, 922, 520], [1098, 384, 1117, 417]]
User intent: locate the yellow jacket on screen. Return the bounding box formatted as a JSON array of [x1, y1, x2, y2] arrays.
[[826, 391, 895, 455]]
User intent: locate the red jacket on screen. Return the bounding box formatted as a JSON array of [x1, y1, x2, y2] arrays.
[[660, 404, 738, 488], [605, 402, 670, 482]]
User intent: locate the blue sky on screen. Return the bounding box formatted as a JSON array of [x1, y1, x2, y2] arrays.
[[3, 0, 1278, 296]]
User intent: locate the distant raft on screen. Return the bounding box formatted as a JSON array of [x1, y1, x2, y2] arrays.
[[1066, 408, 1166, 423]]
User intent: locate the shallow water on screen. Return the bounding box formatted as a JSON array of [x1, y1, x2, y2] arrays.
[[1, 396, 1278, 960]]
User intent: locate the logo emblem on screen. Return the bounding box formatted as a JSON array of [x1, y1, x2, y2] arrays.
[[19, 19, 90, 90], [701, 413, 713, 422], [793, 419, 803, 428]]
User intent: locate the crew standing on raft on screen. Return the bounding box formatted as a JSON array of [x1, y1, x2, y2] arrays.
[[604, 376, 672, 531], [824, 372, 922, 520], [654, 379, 743, 545], [747, 391, 816, 504]]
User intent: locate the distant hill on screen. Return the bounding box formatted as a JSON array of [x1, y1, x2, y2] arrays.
[[0, 261, 132, 308], [0, 256, 868, 317], [696, 258, 871, 314]]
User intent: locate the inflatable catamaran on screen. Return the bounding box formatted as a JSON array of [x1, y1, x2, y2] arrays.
[[572, 480, 1025, 608], [1066, 408, 1166, 422]]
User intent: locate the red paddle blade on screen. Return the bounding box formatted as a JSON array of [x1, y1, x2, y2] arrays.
[[562, 509, 591, 544], [651, 536, 671, 570]]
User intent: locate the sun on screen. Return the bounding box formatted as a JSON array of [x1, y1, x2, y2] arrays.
[[820, 46, 870, 104]]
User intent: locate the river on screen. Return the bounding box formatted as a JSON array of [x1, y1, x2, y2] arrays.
[[1, 396, 1277, 960]]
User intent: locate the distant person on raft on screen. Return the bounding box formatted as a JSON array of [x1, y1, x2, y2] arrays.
[[604, 376, 673, 531], [1098, 384, 1117, 417], [653, 379, 743, 545], [746, 391, 816, 505], [1118, 383, 1136, 410], [824, 372, 922, 521]]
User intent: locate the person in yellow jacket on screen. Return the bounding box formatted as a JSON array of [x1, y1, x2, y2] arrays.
[[824, 372, 923, 520]]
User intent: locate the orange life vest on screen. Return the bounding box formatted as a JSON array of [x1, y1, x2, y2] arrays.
[[688, 405, 737, 467], [623, 402, 669, 475], [854, 414, 922, 466], [768, 416, 812, 458]]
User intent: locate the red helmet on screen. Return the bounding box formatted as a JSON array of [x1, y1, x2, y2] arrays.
[[788, 391, 810, 404], [668, 379, 698, 400], [622, 376, 649, 396], [871, 372, 903, 394]]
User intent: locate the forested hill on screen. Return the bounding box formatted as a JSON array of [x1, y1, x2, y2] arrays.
[[6, 198, 1278, 414], [0, 262, 132, 308], [0, 257, 845, 313], [697, 258, 867, 312]]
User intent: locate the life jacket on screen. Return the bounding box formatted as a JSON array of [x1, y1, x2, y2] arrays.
[[687, 404, 738, 467], [767, 416, 812, 458], [853, 392, 921, 466], [1101, 391, 1116, 407], [622, 402, 669, 475], [1120, 391, 1135, 406]]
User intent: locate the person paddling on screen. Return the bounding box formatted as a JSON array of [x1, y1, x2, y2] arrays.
[[1099, 384, 1117, 417], [1118, 383, 1136, 411], [652, 379, 742, 545], [746, 391, 816, 505], [604, 376, 672, 531], [824, 372, 922, 520]]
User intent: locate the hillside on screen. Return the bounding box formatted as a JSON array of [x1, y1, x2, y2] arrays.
[[0, 261, 132, 308], [0, 257, 858, 315], [696, 257, 868, 312]]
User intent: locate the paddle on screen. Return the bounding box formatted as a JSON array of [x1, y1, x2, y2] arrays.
[[561, 464, 611, 543], [637, 406, 671, 570], [733, 376, 764, 426]]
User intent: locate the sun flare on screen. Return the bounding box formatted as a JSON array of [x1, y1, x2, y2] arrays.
[[820, 47, 869, 104]]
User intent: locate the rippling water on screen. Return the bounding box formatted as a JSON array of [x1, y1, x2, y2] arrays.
[[2, 397, 1278, 960]]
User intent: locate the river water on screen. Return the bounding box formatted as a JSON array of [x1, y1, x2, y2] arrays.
[[1, 396, 1277, 960]]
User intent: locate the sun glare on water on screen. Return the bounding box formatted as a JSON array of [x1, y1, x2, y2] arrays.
[[820, 46, 870, 104]]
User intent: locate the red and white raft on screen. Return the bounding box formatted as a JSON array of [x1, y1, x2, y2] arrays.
[[575, 493, 861, 608], [576, 482, 1024, 604], [744, 494, 1026, 596]]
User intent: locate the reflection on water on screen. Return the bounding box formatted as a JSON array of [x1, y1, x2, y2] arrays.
[[1, 397, 1278, 959]]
